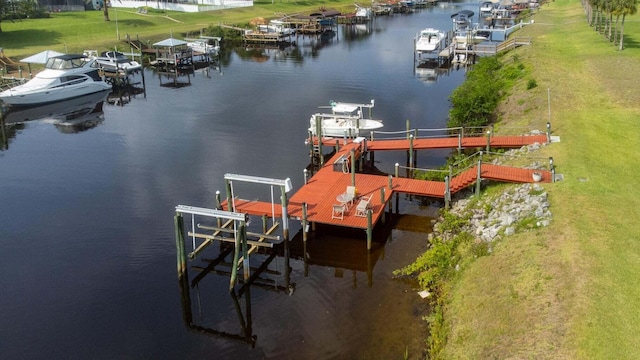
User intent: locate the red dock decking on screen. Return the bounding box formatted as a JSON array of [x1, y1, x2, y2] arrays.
[[222, 135, 552, 230]]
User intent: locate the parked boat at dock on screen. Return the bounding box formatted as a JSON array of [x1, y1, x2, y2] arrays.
[[0, 54, 112, 107], [89, 50, 143, 74], [308, 100, 384, 137], [415, 28, 446, 53], [451, 10, 489, 48], [185, 36, 221, 56]]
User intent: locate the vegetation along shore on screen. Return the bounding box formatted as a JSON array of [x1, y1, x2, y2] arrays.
[[399, 0, 640, 358], [2, 0, 639, 358]]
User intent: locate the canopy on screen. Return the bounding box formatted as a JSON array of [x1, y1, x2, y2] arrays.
[[20, 50, 64, 64], [153, 38, 187, 47]]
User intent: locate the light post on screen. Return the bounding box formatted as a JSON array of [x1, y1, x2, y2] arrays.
[[547, 88, 551, 124]]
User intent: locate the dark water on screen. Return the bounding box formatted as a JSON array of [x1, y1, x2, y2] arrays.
[[1, 2, 487, 358]]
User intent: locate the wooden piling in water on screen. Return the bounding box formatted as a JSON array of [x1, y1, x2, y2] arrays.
[[174, 213, 187, 279]]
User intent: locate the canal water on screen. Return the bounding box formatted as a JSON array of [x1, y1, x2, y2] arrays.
[[1, 1, 489, 358]]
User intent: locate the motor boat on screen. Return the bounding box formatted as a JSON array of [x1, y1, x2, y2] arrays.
[[415, 28, 446, 53], [0, 54, 112, 107], [454, 27, 490, 48], [185, 36, 221, 56], [308, 100, 384, 138], [451, 10, 488, 48], [93, 51, 143, 74], [480, 1, 495, 13]]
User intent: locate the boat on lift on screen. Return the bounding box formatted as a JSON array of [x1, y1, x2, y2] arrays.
[[308, 99, 384, 138]]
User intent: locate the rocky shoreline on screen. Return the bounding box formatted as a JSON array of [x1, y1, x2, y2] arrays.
[[431, 143, 553, 247]]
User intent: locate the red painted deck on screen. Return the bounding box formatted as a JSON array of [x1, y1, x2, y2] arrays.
[[223, 135, 552, 230]]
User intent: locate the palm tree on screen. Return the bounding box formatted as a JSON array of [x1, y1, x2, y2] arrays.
[[614, 0, 637, 50], [101, 0, 110, 21]]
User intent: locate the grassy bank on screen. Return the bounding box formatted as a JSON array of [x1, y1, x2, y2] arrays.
[[0, 0, 358, 60], [437, 0, 640, 358]]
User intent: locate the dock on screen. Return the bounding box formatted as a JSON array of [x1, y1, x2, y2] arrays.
[[223, 132, 553, 231], [173, 125, 559, 291]]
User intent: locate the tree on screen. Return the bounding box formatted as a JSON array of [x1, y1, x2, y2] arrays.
[[613, 0, 637, 50], [101, 0, 110, 21], [0, 0, 6, 32]]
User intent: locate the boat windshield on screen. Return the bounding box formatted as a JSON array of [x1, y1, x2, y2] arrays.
[[45, 57, 89, 70]]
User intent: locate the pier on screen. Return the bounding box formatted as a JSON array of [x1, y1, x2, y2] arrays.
[[174, 123, 560, 289]]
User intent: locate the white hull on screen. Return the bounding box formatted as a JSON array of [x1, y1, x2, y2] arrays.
[[309, 115, 384, 137], [0, 54, 112, 107], [415, 29, 446, 53], [96, 59, 142, 73], [0, 82, 112, 106]]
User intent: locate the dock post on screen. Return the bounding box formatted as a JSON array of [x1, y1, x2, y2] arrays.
[[303, 168, 308, 184], [262, 215, 267, 233], [215, 190, 222, 210], [225, 179, 233, 212], [366, 209, 373, 251], [215, 191, 222, 229], [546, 122, 551, 143], [458, 131, 462, 155], [315, 116, 325, 165], [350, 149, 356, 186], [280, 182, 290, 244], [380, 188, 386, 224], [240, 220, 249, 283], [308, 130, 315, 169], [408, 134, 415, 176], [476, 152, 482, 197], [388, 175, 393, 214], [302, 202, 308, 243], [394, 163, 399, 178], [229, 220, 241, 291], [486, 130, 491, 152], [406, 119, 410, 139], [1, 108, 7, 151], [549, 157, 555, 183], [174, 213, 187, 279], [444, 176, 450, 210]]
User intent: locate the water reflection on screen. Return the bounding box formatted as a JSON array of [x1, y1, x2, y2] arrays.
[[179, 240, 294, 348], [414, 59, 452, 84], [289, 226, 391, 288], [0, 91, 109, 148], [107, 82, 146, 107]]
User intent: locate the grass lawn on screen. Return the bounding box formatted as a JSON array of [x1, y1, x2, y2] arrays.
[[441, 0, 640, 358], [0, 0, 359, 60]]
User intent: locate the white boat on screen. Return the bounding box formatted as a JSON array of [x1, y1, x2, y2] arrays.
[[0, 54, 112, 107], [480, 1, 495, 13], [451, 10, 488, 48], [93, 51, 143, 74], [308, 100, 384, 138], [415, 28, 446, 53], [257, 20, 295, 36], [454, 28, 489, 48], [355, 4, 372, 20], [185, 36, 221, 56]]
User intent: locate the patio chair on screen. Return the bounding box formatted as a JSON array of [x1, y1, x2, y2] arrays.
[[345, 185, 357, 206], [355, 194, 372, 217], [332, 204, 346, 220]]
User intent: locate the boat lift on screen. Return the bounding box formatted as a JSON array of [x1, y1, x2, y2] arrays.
[[174, 174, 293, 292]]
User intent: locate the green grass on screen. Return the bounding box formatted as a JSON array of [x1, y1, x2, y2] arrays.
[[0, 0, 358, 60], [439, 0, 640, 358]]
